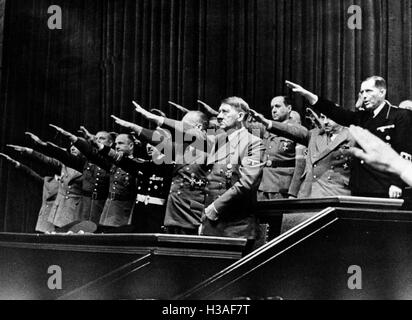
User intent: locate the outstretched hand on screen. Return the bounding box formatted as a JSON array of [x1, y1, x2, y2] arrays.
[[7, 144, 33, 154], [78, 126, 95, 142], [0, 153, 20, 167], [169, 101, 189, 114], [133, 101, 163, 125], [111, 115, 133, 129], [305, 108, 324, 130], [198, 100, 219, 117], [133, 101, 148, 116], [285, 81, 319, 105], [25, 132, 47, 146], [111, 115, 142, 134], [249, 109, 267, 124]]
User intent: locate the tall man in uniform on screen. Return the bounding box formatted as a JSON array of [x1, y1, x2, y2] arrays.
[[286, 77, 412, 198], [258, 96, 298, 201]]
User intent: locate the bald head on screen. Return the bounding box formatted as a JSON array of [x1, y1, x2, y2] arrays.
[[182, 111, 209, 131]]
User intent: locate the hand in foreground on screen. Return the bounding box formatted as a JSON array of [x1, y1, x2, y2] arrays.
[[348, 126, 403, 174], [348, 125, 412, 187]]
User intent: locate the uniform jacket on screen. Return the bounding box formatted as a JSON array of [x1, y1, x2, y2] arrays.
[[46, 142, 110, 223], [27, 150, 83, 228], [298, 128, 353, 198], [259, 120, 297, 195], [314, 98, 412, 197], [266, 121, 353, 198], [75, 138, 136, 227], [16, 163, 58, 233], [161, 119, 265, 239], [202, 127, 265, 240], [139, 127, 209, 230], [99, 146, 173, 231]]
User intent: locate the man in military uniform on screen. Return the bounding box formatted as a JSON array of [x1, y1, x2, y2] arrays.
[[251, 109, 354, 198], [0, 152, 59, 233], [35, 128, 113, 225], [133, 98, 265, 246], [286, 77, 412, 198], [95, 139, 172, 233], [48, 131, 138, 232], [111, 110, 210, 235], [7, 141, 84, 230], [258, 96, 298, 201]]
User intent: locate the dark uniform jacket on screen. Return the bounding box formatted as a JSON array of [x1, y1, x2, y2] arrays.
[[266, 121, 353, 198], [99, 146, 172, 232], [45, 142, 110, 224], [138, 127, 208, 231], [74, 138, 136, 227], [160, 119, 265, 240], [314, 98, 412, 197], [27, 145, 84, 228], [166, 158, 208, 231], [259, 120, 297, 196]]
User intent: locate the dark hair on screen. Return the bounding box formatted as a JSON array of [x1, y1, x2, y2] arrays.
[[272, 96, 294, 109]]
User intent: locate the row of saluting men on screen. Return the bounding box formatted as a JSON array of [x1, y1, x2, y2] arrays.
[[2, 76, 412, 247]]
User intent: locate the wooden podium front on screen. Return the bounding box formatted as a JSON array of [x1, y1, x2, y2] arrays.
[[180, 197, 412, 300], [0, 233, 246, 300]]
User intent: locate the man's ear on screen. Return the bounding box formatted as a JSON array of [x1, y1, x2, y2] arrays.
[[238, 112, 246, 122]]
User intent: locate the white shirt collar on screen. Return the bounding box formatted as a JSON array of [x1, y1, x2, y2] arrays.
[[373, 102, 387, 118]]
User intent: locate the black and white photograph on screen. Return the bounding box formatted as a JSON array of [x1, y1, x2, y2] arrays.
[[0, 0, 412, 305]]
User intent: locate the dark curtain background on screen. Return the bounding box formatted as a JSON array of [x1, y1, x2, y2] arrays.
[[1, 0, 412, 232]]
